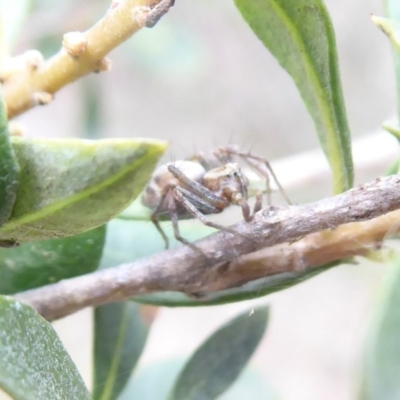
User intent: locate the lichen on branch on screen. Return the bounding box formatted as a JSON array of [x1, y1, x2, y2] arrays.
[[1, 0, 174, 118]]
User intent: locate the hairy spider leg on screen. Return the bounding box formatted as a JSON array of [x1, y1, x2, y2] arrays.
[[151, 181, 227, 249], [212, 147, 267, 211], [232, 150, 292, 205], [190, 149, 258, 221], [173, 186, 246, 241], [150, 183, 174, 248], [152, 164, 256, 249], [253, 191, 263, 214], [246, 154, 291, 205], [189, 145, 239, 170], [177, 186, 223, 214], [214, 146, 273, 205], [238, 195, 251, 221], [248, 157, 272, 205], [212, 145, 237, 165], [234, 168, 249, 201], [188, 151, 252, 213], [188, 151, 217, 170], [168, 193, 202, 253], [167, 165, 228, 210], [170, 164, 256, 223]]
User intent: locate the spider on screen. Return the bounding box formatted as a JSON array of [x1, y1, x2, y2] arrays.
[[141, 145, 291, 250]]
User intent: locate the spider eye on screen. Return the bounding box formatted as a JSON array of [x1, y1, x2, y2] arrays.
[[233, 172, 238, 177]]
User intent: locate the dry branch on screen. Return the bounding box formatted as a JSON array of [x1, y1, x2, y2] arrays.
[[2, 0, 174, 118], [15, 174, 400, 321]]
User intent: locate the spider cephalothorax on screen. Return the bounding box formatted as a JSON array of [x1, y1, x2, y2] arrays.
[[141, 146, 290, 249]]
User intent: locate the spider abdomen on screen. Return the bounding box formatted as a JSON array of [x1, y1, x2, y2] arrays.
[[142, 160, 206, 216]]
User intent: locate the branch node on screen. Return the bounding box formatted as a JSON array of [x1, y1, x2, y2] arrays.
[[4, 0, 168, 118], [32, 91, 54, 106], [94, 57, 112, 73], [0, 50, 44, 82], [62, 31, 88, 58], [25, 50, 44, 71]]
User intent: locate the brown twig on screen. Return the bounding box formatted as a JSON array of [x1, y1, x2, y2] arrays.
[[14, 175, 400, 320], [203, 211, 397, 292], [2, 0, 174, 118]]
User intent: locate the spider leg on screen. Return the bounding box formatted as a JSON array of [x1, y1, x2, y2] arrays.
[[150, 184, 173, 249], [247, 154, 292, 205], [174, 186, 247, 240], [212, 145, 238, 164], [234, 195, 251, 221], [227, 149, 292, 205], [253, 190, 263, 214], [233, 189, 263, 221], [188, 151, 215, 170], [173, 157, 257, 223], [168, 194, 203, 253], [168, 164, 228, 210], [178, 187, 221, 214]]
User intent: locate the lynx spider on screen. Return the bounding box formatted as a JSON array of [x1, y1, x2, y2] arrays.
[[141, 145, 291, 250]]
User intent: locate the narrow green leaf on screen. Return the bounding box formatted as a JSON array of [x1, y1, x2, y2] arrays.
[[0, 96, 20, 227], [168, 306, 269, 400], [119, 358, 278, 400], [361, 258, 400, 400], [234, 0, 353, 193], [0, 137, 166, 243], [219, 368, 279, 400], [0, 225, 106, 294], [120, 358, 186, 400], [0, 295, 90, 400], [386, 157, 400, 176], [383, 122, 400, 143], [93, 302, 150, 400], [384, 1, 400, 121]]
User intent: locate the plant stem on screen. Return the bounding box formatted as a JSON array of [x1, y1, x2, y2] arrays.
[[15, 175, 400, 320], [2, 0, 174, 118]]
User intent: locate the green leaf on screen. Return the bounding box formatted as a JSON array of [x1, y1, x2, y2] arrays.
[[386, 157, 400, 176], [383, 1, 400, 121], [234, 0, 353, 193], [0, 225, 106, 294], [383, 122, 400, 144], [0, 295, 90, 400], [219, 367, 279, 400], [93, 302, 150, 400], [168, 306, 269, 400], [120, 358, 186, 400], [0, 96, 20, 228], [361, 258, 400, 400], [0, 137, 166, 243], [119, 358, 278, 400]]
